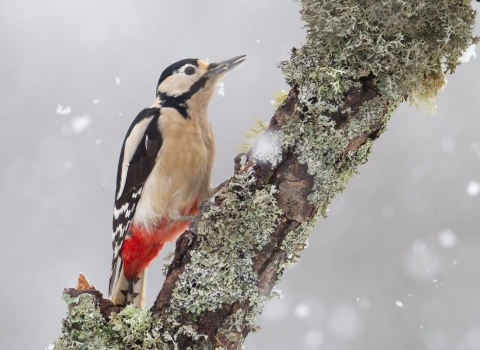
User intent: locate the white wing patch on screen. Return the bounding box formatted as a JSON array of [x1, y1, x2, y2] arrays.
[[113, 187, 143, 220], [113, 203, 129, 219], [117, 117, 155, 200]]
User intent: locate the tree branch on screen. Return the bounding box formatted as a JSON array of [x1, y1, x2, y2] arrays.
[[53, 1, 478, 349]]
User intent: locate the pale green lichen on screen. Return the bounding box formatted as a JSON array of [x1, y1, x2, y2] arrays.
[[290, 0, 477, 109], [272, 89, 289, 109], [54, 295, 170, 350], [237, 89, 288, 155], [278, 0, 477, 210], [347, 97, 385, 139], [170, 170, 282, 326], [274, 0, 477, 265], [237, 117, 268, 153], [280, 209, 320, 265]]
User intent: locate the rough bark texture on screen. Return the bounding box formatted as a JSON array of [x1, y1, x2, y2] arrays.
[[149, 77, 384, 349]]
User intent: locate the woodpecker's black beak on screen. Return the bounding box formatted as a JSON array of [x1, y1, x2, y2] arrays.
[[206, 55, 246, 78]]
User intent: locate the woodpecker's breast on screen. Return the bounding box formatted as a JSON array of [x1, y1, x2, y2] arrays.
[[132, 107, 215, 232]]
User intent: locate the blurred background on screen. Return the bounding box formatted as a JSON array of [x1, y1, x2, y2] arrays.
[[0, 1, 479, 349]]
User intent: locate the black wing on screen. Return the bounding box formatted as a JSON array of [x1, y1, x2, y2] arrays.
[[109, 107, 163, 297]]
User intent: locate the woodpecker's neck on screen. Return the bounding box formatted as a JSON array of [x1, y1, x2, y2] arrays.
[[186, 87, 215, 128], [157, 83, 215, 125], [151, 96, 162, 108], [157, 93, 189, 119]]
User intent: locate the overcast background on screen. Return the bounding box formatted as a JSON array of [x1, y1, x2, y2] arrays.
[[1, 1, 479, 349]]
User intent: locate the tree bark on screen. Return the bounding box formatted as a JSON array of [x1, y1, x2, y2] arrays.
[[150, 80, 385, 349]]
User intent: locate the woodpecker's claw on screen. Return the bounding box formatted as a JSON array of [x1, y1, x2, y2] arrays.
[[179, 215, 198, 221]]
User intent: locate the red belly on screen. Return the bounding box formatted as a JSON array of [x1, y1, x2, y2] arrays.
[[121, 202, 198, 279]]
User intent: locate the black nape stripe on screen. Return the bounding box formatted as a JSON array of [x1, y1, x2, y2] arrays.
[[160, 96, 190, 119], [159, 75, 209, 120]]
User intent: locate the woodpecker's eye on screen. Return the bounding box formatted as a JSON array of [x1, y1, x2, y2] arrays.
[[184, 66, 196, 75]]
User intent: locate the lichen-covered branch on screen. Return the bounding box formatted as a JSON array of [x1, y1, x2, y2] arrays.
[[52, 1, 477, 349]]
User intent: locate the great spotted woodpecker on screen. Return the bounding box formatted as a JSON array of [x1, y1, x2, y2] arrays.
[[109, 55, 246, 307]]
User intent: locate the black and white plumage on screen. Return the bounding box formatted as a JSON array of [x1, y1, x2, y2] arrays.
[[109, 108, 162, 296], [108, 55, 246, 307]]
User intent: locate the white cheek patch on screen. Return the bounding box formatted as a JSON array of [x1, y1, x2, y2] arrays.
[[117, 117, 154, 199], [158, 74, 199, 97]]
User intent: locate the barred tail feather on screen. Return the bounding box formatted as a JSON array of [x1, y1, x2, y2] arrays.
[[108, 258, 120, 299], [112, 266, 147, 308]]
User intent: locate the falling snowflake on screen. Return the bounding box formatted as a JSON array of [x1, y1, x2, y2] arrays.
[[216, 81, 225, 97], [294, 303, 311, 318], [466, 181, 480, 197], [56, 105, 71, 115], [438, 230, 457, 248], [71, 115, 91, 134]]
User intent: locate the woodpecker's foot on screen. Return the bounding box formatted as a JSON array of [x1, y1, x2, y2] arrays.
[[171, 210, 198, 222], [198, 200, 213, 213], [179, 215, 199, 221]]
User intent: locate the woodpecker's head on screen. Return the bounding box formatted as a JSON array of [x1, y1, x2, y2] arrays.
[[156, 55, 246, 118]]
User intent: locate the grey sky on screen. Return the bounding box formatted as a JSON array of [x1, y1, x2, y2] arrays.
[[0, 1, 479, 349]]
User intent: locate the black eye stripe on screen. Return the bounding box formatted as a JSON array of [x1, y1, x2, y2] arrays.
[[184, 66, 196, 75]]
